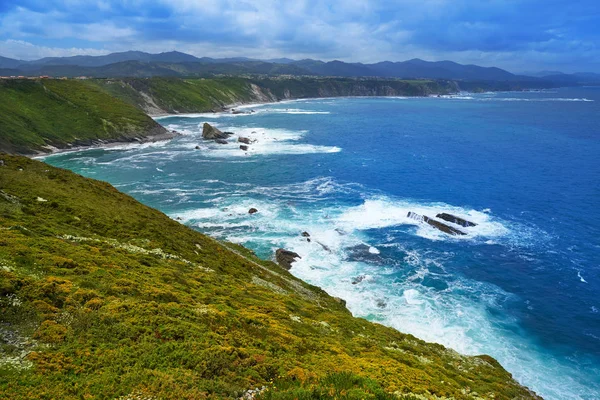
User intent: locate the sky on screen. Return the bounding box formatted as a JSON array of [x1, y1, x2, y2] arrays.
[[1, 0, 599, 73]]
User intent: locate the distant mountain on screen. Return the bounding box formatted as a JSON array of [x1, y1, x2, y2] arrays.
[[289, 58, 528, 81], [0, 56, 23, 69], [24, 51, 202, 68], [4, 50, 597, 89]]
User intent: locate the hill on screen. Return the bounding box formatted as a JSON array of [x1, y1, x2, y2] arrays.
[[0, 50, 557, 86], [0, 79, 169, 154], [0, 155, 540, 399]]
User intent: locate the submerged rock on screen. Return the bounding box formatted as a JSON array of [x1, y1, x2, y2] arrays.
[[215, 139, 228, 144], [202, 123, 229, 140], [436, 212, 477, 227], [275, 249, 301, 270]]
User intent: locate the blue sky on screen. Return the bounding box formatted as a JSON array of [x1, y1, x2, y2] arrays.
[[1, 0, 599, 73]]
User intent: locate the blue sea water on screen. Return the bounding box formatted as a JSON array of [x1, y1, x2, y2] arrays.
[[45, 88, 600, 399]]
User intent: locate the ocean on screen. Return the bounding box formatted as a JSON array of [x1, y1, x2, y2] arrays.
[[45, 88, 600, 399]]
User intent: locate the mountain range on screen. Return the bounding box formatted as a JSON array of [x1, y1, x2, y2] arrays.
[[1, 50, 599, 84]]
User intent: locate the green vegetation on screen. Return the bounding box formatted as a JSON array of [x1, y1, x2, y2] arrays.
[[87, 77, 266, 114], [0, 76, 458, 154], [89, 77, 457, 115], [0, 155, 539, 399], [0, 79, 164, 154]]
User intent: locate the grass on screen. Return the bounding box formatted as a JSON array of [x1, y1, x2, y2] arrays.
[[0, 79, 161, 154], [0, 154, 540, 399]]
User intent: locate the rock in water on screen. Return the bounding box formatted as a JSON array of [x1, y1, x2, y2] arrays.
[[240, 145, 249, 151], [248, 208, 258, 214], [275, 249, 301, 270], [436, 213, 478, 227], [202, 123, 229, 140], [215, 139, 228, 144], [301, 231, 310, 237], [238, 137, 251, 144], [407, 211, 466, 236]]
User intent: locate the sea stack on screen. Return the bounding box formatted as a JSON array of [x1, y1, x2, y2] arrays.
[[202, 123, 230, 140]]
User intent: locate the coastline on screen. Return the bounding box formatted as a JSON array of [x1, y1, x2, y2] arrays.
[[31, 127, 180, 159]]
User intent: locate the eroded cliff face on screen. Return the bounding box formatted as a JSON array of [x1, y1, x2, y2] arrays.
[[89, 77, 459, 115]]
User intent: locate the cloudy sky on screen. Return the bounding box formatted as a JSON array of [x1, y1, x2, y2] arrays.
[[1, 0, 599, 73]]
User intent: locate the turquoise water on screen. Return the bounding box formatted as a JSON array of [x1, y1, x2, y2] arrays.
[[45, 88, 600, 399]]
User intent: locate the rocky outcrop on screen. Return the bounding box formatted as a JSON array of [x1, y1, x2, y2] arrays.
[[202, 123, 230, 140], [240, 145, 249, 151], [275, 249, 301, 270], [407, 211, 466, 236], [238, 137, 251, 144], [436, 213, 477, 227]]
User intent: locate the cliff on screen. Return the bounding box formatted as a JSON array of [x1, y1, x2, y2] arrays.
[[88, 77, 459, 115], [0, 79, 171, 155], [0, 155, 540, 399], [0, 77, 458, 154]]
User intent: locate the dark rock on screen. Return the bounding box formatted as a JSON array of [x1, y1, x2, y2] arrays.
[[436, 213, 477, 227], [195, 146, 200, 149], [301, 231, 310, 237], [231, 109, 248, 115], [376, 299, 387, 308], [248, 208, 258, 214], [238, 137, 252, 144], [407, 211, 466, 236], [275, 249, 301, 270], [352, 275, 365, 285], [240, 145, 249, 151], [202, 123, 229, 140], [215, 139, 228, 144], [345, 244, 384, 264], [223, 131, 235, 136]]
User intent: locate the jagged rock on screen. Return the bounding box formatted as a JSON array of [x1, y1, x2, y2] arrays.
[[215, 139, 228, 144], [407, 211, 466, 236], [436, 213, 477, 227], [202, 123, 229, 140], [238, 137, 251, 144], [301, 231, 310, 237], [352, 275, 365, 285], [248, 208, 258, 214], [240, 145, 249, 151], [275, 248, 301, 270]]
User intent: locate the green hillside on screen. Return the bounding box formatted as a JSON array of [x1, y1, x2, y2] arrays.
[[0, 79, 166, 154], [0, 155, 540, 399]]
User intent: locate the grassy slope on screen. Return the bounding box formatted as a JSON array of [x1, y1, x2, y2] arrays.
[[89, 77, 456, 115], [0, 155, 539, 399], [87, 78, 267, 114], [0, 79, 163, 154]]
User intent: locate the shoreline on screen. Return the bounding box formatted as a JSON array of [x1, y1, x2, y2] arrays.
[[31, 128, 179, 159]]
